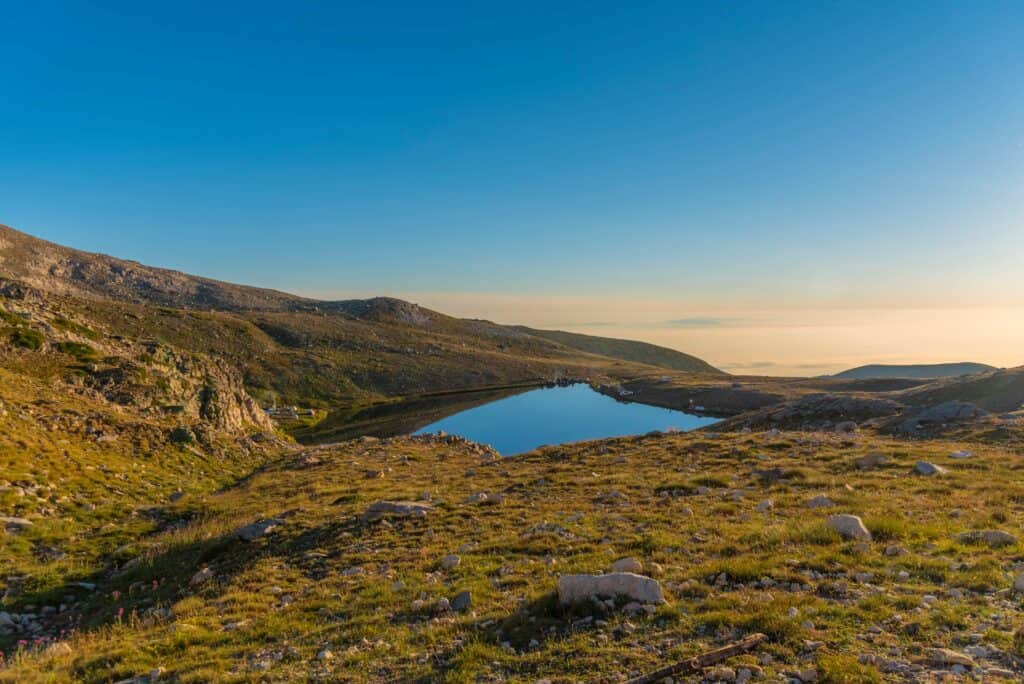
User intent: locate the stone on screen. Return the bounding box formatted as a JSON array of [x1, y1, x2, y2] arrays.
[[928, 648, 974, 668], [1014, 572, 1024, 593], [360, 500, 432, 522], [797, 667, 818, 682], [190, 567, 214, 586], [440, 554, 461, 570], [950, 450, 973, 459], [913, 461, 945, 476], [855, 453, 889, 469], [827, 514, 871, 541], [835, 421, 857, 434], [957, 529, 1017, 547], [755, 499, 773, 512], [466, 492, 504, 505], [610, 557, 643, 573], [556, 572, 666, 606], [705, 666, 736, 681], [806, 495, 834, 509], [0, 516, 33, 531], [317, 649, 334, 661], [236, 518, 284, 542], [451, 590, 472, 612]]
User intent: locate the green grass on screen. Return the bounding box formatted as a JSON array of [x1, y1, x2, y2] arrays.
[[7, 327, 45, 350]]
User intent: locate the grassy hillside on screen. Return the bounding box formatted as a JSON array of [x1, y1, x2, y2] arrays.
[[514, 327, 724, 375], [834, 363, 996, 380], [5, 428, 1024, 681]]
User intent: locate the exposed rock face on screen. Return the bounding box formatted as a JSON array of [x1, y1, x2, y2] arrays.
[[360, 500, 433, 522], [716, 394, 905, 432], [827, 514, 872, 541], [898, 401, 988, 434], [556, 572, 666, 606]]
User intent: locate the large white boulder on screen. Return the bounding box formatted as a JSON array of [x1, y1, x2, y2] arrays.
[[557, 572, 666, 606]]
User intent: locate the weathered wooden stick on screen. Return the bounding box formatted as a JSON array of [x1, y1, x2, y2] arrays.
[[623, 632, 768, 684]]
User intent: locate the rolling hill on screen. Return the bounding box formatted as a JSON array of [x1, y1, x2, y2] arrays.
[[833, 362, 996, 380]]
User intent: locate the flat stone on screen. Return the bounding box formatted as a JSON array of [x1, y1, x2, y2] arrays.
[[360, 500, 432, 522]]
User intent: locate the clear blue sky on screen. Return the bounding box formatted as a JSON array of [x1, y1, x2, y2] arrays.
[[2, 1, 1022, 306]]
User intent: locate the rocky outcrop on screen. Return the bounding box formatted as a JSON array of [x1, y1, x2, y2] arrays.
[[897, 401, 988, 435]]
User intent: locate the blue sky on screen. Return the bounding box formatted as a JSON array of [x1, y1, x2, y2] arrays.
[[2, 1, 1022, 311]]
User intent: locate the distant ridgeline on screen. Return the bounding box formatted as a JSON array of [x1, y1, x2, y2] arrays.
[[833, 362, 997, 380]]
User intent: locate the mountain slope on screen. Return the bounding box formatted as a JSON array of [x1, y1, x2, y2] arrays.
[[513, 326, 724, 375], [0, 224, 720, 407], [833, 362, 996, 380]]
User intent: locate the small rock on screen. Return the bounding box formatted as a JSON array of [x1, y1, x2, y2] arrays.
[[826, 514, 871, 541], [913, 461, 945, 476], [806, 495, 834, 509], [451, 590, 472, 612], [610, 557, 643, 573], [855, 453, 889, 470], [236, 518, 284, 542], [189, 567, 214, 586], [928, 648, 974, 667], [440, 554, 461, 571]]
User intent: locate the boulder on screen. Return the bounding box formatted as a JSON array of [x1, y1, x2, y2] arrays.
[[806, 495, 835, 509], [451, 590, 472, 612], [957, 530, 1017, 547], [913, 461, 945, 476], [190, 567, 214, 586], [826, 514, 872, 541], [835, 421, 858, 434], [610, 557, 643, 573], [360, 500, 432, 522], [928, 648, 974, 668], [440, 554, 461, 570], [236, 518, 284, 542], [557, 572, 666, 606], [854, 453, 889, 470], [950, 450, 973, 459], [0, 516, 33, 531]]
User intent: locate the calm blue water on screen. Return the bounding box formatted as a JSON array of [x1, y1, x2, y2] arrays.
[[413, 384, 718, 454]]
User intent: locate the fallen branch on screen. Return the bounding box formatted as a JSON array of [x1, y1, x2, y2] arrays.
[[623, 632, 768, 684]]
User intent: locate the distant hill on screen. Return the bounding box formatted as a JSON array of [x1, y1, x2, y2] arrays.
[[833, 362, 996, 380], [513, 327, 724, 375]]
